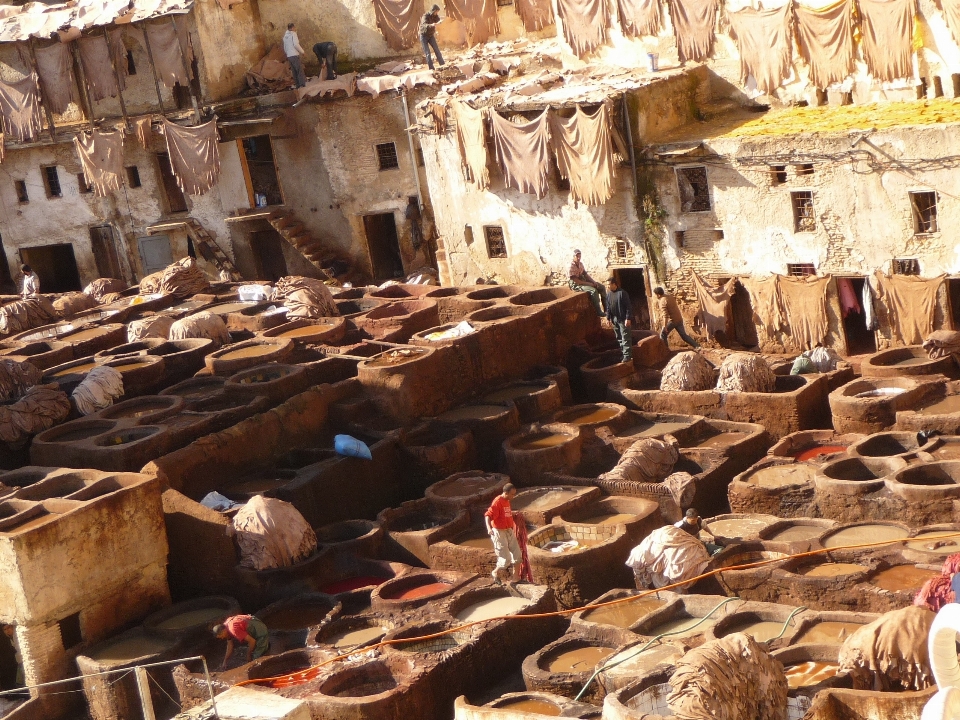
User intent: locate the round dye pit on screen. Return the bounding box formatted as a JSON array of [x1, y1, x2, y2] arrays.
[[765, 525, 829, 543], [429, 473, 504, 499], [743, 464, 818, 488], [439, 405, 508, 421], [794, 445, 849, 462], [705, 516, 776, 541], [822, 523, 909, 549], [581, 597, 665, 628], [918, 395, 960, 415], [455, 596, 530, 622], [328, 625, 388, 651], [154, 607, 225, 631], [555, 405, 621, 426], [784, 661, 839, 689], [645, 614, 717, 637], [794, 621, 864, 644], [513, 432, 574, 450], [321, 576, 388, 594], [544, 646, 615, 673], [512, 488, 578, 512], [218, 344, 277, 361], [262, 605, 336, 631], [50, 361, 99, 377], [495, 698, 562, 716], [904, 530, 960, 557], [453, 529, 493, 550], [720, 618, 789, 643], [799, 563, 868, 578], [870, 565, 938, 593], [90, 634, 175, 667], [697, 431, 748, 449], [483, 383, 546, 403]]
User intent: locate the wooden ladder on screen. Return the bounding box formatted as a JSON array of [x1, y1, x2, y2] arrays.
[[184, 219, 241, 280]]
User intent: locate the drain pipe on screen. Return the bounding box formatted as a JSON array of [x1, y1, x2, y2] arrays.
[[401, 90, 424, 210]]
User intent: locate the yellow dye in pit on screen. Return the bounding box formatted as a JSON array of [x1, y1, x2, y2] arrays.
[[800, 563, 867, 578], [722, 619, 787, 643], [795, 621, 863, 645], [219, 345, 275, 361], [155, 607, 224, 630], [52, 362, 98, 377], [784, 661, 839, 689], [330, 626, 386, 650], [91, 635, 173, 665], [767, 525, 826, 542], [455, 596, 530, 622], [745, 464, 818, 488], [277, 325, 332, 338], [582, 597, 665, 628], [870, 566, 938, 592], [514, 433, 572, 450], [563, 407, 620, 425], [905, 531, 960, 555], [497, 699, 561, 716], [823, 524, 909, 548], [546, 646, 614, 673]]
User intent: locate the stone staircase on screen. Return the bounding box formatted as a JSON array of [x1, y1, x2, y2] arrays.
[[268, 209, 328, 272]]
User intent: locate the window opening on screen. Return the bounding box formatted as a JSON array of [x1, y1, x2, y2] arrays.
[[77, 173, 92, 194], [675, 230, 685, 247], [14, 181, 27, 203], [795, 163, 815, 177], [770, 165, 787, 185], [125, 166, 141, 188], [893, 258, 920, 275], [791, 191, 815, 232], [42, 166, 61, 198], [677, 166, 710, 212], [58, 613, 82, 649], [375, 142, 399, 171], [787, 263, 816, 277], [910, 191, 938, 234], [484, 226, 507, 258]]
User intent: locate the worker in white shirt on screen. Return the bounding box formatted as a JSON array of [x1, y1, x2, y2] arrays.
[[283, 23, 306, 89], [20, 265, 38, 298]]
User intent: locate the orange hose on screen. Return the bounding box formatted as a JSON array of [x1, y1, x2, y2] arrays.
[[235, 529, 955, 688]]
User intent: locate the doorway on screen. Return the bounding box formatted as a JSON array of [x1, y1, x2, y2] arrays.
[[137, 235, 173, 276], [613, 267, 650, 330], [0, 626, 20, 691], [89, 226, 122, 279], [19, 244, 81, 292], [239, 136, 283, 208], [839, 276, 876, 355], [156, 153, 188, 213], [250, 229, 288, 281], [0, 236, 15, 293], [729, 280, 758, 348], [949, 279, 960, 330], [363, 213, 404, 282]]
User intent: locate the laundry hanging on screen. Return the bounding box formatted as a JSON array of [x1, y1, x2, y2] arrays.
[[515, 0, 555, 31], [794, 0, 856, 89], [725, 3, 793, 95], [161, 117, 221, 196], [668, 0, 719, 62], [857, 0, 914, 82], [939, 0, 960, 50], [488, 109, 551, 198], [74, 129, 124, 197], [691, 272, 735, 338], [144, 20, 190, 88], [740, 275, 785, 343], [0, 74, 43, 143], [108, 27, 135, 84], [836, 277, 862, 318], [78, 35, 121, 101], [451, 100, 489, 190], [445, 0, 501, 45], [863, 277, 878, 330], [33, 42, 78, 115], [373, 0, 421, 49], [617, 0, 662, 37], [549, 103, 616, 206], [875, 272, 944, 345], [779, 274, 831, 351], [134, 116, 154, 148], [555, 0, 609, 57]]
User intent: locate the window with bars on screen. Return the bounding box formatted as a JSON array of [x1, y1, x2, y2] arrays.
[[677, 166, 711, 212], [791, 191, 816, 232], [484, 226, 507, 258], [910, 191, 938, 234], [42, 166, 61, 198], [893, 258, 920, 275], [769, 165, 787, 185], [375, 142, 399, 171], [615, 240, 629, 260], [787, 263, 816, 277]]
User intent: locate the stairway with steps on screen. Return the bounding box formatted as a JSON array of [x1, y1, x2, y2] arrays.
[[268, 209, 331, 273], [147, 218, 241, 281]]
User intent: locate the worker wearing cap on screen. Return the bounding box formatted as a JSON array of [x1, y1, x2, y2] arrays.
[[213, 615, 270, 669], [568, 249, 604, 317], [675, 508, 721, 555], [419, 5, 445, 70]]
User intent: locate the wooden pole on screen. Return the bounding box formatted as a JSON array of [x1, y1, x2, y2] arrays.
[[102, 28, 130, 130], [70, 37, 96, 128], [140, 22, 167, 114], [169, 16, 200, 124], [25, 40, 56, 141], [133, 667, 157, 720]]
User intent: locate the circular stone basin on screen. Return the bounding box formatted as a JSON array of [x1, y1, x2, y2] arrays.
[[798, 562, 868, 578], [318, 661, 400, 698], [742, 463, 818, 488], [452, 528, 493, 550], [893, 462, 960, 492], [143, 596, 237, 636], [315, 520, 378, 545], [36, 419, 117, 443], [320, 576, 389, 594], [88, 631, 176, 667], [540, 644, 616, 673], [716, 613, 791, 643], [512, 431, 576, 450], [206, 301, 258, 315], [704, 514, 777, 543], [438, 404, 510, 422], [492, 697, 562, 716], [512, 487, 578, 512], [869, 565, 938, 593], [581, 596, 666, 629], [760, 520, 836, 544], [819, 457, 892, 483], [95, 427, 160, 447], [793, 445, 851, 462], [455, 595, 531, 622], [853, 432, 930, 458], [45, 358, 100, 379], [99, 396, 180, 421], [820, 523, 910, 549], [363, 348, 429, 368], [551, 403, 625, 428], [377, 574, 453, 602], [315, 618, 391, 652], [427, 471, 507, 503], [918, 395, 960, 416], [794, 621, 864, 645], [643, 613, 718, 638], [482, 382, 550, 404], [214, 341, 287, 362], [903, 528, 960, 558]]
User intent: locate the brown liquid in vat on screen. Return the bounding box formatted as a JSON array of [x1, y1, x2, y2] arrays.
[[210, 302, 254, 314], [795, 621, 863, 644], [785, 661, 839, 688], [723, 619, 786, 642], [746, 464, 818, 488], [889, 356, 929, 367], [110, 361, 150, 372], [497, 699, 561, 716], [92, 635, 172, 665], [515, 433, 570, 450], [578, 512, 635, 526], [648, 615, 715, 636], [920, 395, 960, 415], [768, 525, 825, 542], [484, 385, 539, 402], [906, 531, 960, 555], [623, 421, 689, 437], [219, 345, 275, 361], [800, 562, 867, 577], [697, 432, 747, 449], [457, 534, 493, 550], [278, 325, 331, 338], [870, 566, 938, 592], [66, 328, 107, 342], [262, 605, 333, 630], [433, 476, 497, 498], [582, 597, 665, 627], [546, 646, 614, 673], [824, 524, 908, 548], [439, 405, 506, 421], [565, 407, 619, 425], [707, 517, 772, 539], [330, 626, 385, 650], [455, 596, 530, 622], [156, 607, 224, 630], [52, 361, 98, 377], [513, 489, 576, 511]]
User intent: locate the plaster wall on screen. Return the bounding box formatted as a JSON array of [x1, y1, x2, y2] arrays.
[[191, 0, 267, 101]]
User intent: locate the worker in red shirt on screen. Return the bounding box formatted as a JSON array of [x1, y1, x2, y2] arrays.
[[484, 483, 521, 586], [213, 615, 270, 669]]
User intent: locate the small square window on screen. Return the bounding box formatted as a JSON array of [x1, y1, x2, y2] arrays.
[[415, 147, 424, 167], [58, 612, 83, 649], [497, 0, 513, 6], [715, 228, 724, 240], [125, 166, 141, 188], [77, 173, 92, 194], [615, 240, 628, 259], [484, 226, 507, 258], [910, 191, 938, 234], [14, 180, 28, 203], [787, 263, 816, 277], [677, 166, 711, 212], [795, 163, 815, 177], [675, 230, 685, 247], [42, 166, 62, 198], [375, 142, 399, 171], [791, 190, 816, 232], [893, 258, 920, 275], [770, 165, 787, 185]]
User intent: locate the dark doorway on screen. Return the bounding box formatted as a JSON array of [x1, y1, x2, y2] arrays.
[[0, 236, 15, 294], [730, 280, 758, 348], [839, 276, 876, 355], [156, 153, 188, 213], [0, 626, 20, 690], [363, 213, 404, 282], [250, 229, 289, 281], [89, 225, 122, 279], [240, 136, 283, 207], [20, 244, 81, 292], [949, 279, 960, 330], [613, 267, 650, 330]]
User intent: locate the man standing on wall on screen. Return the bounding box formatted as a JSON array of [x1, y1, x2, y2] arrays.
[[654, 286, 700, 349], [485, 483, 521, 588], [568, 249, 604, 317], [283, 23, 306, 89], [606, 276, 633, 364], [419, 5, 445, 71], [313, 41, 338, 80], [20, 265, 38, 298]]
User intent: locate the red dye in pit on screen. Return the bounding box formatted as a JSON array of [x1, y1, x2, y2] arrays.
[[383, 582, 451, 600], [794, 445, 847, 462], [320, 576, 387, 594]]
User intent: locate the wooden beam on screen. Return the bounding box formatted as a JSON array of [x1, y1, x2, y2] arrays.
[[26, 40, 57, 141], [139, 21, 167, 114], [102, 28, 130, 131], [169, 16, 201, 124], [70, 37, 96, 128]]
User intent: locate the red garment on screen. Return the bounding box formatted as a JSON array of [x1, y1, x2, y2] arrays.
[[836, 277, 861, 319], [514, 520, 533, 582], [943, 552, 960, 575], [914, 575, 954, 612], [224, 615, 252, 640], [485, 495, 515, 529]]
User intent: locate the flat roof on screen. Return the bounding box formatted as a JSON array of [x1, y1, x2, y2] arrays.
[[0, 0, 193, 44]]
